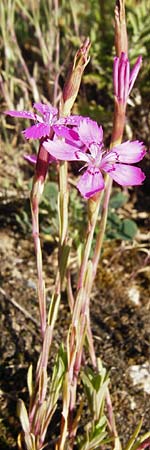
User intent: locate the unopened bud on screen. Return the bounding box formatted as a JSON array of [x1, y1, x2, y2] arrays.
[[113, 52, 142, 106], [61, 38, 91, 116]]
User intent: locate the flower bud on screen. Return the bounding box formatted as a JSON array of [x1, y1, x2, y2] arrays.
[[113, 52, 142, 106], [61, 38, 91, 116]]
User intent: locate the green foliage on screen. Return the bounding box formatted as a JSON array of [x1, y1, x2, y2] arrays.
[[69, 188, 87, 247], [48, 344, 67, 415], [127, 1, 150, 60], [41, 185, 139, 243], [109, 191, 129, 209], [15, 208, 32, 234], [126, 1, 150, 98], [18, 346, 67, 450], [78, 359, 110, 450], [79, 417, 109, 450], [40, 181, 59, 238], [106, 191, 138, 240], [124, 419, 150, 450], [13, 183, 139, 244], [81, 359, 109, 420], [107, 213, 138, 240]]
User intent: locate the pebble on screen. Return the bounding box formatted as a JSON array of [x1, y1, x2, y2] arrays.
[[129, 362, 150, 394]]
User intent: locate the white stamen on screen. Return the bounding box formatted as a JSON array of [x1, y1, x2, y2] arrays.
[[89, 143, 103, 167]]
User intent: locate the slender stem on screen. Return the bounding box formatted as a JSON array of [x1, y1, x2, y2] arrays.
[[30, 179, 46, 339], [91, 102, 126, 283], [59, 195, 104, 445], [56, 40, 91, 450], [47, 161, 69, 327], [77, 192, 103, 290], [106, 388, 118, 438], [92, 176, 112, 279], [11, 28, 40, 102], [58, 161, 69, 246]]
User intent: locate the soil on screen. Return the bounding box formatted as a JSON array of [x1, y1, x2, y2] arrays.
[[0, 139, 150, 450]]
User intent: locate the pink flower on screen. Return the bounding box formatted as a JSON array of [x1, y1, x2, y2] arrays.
[[5, 102, 84, 140], [23, 152, 55, 166], [5, 102, 85, 175], [113, 52, 142, 105], [43, 118, 146, 199]]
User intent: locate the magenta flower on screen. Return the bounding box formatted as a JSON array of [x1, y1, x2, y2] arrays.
[[5, 102, 84, 140], [43, 118, 146, 199], [113, 52, 142, 105], [5, 102, 85, 174]]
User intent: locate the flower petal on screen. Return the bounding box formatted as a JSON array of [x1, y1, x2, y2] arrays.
[[129, 56, 142, 95], [124, 60, 130, 103], [53, 125, 80, 146], [33, 102, 58, 117], [77, 167, 105, 198], [22, 123, 51, 139], [118, 53, 127, 102], [113, 56, 119, 97], [24, 154, 37, 164], [23, 153, 55, 165], [43, 139, 78, 160], [112, 141, 146, 163], [5, 110, 35, 120], [107, 163, 145, 186], [78, 118, 103, 147], [75, 151, 90, 163], [62, 115, 86, 126]]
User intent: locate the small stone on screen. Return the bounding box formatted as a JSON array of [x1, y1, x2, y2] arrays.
[[130, 397, 136, 410], [127, 285, 140, 306], [129, 362, 150, 394], [27, 279, 37, 290]]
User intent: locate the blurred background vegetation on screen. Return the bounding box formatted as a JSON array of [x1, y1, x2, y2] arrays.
[[1, 0, 150, 135], [0, 0, 150, 243]]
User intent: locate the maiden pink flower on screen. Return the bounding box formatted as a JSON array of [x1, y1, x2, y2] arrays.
[[5, 102, 84, 140], [113, 52, 142, 105], [5, 102, 85, 171], [43, 118, 146, 199]]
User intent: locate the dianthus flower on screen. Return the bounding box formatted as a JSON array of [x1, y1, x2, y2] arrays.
[[5, 102, 83, 140], [5, 102, 84, 166], [43, 118, 146, 199]]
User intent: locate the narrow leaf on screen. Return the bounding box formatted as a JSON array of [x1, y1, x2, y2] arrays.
[[124, 419, 143, 450], [39, 367, 47, 403], [27, 364, 33, 398], [17, 399, 30, 433]]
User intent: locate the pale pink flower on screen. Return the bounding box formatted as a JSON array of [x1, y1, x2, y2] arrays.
[[44, 118, 146, 199]]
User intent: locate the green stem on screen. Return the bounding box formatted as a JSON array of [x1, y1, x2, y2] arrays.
[[77, 192, 103, 290], [91, 102, 126, 282], [48, 161, 69, 327], [30, 178, 46, 339], [58, 160, 69, 246], [92, 175, 112, 280]]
